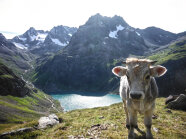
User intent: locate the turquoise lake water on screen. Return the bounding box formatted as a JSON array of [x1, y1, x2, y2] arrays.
[[51, 93, 122, 111]]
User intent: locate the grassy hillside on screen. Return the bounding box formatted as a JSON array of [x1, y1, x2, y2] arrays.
[[0, 89, 62, 132], [0, 90, 61, 122], [0, 62, 63, 131], [1, 98, 185, 139], [147, 38, 186, 96], [147, 38, 186, 64]]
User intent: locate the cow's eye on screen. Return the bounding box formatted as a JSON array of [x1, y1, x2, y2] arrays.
[[145, 75, 150, 80]]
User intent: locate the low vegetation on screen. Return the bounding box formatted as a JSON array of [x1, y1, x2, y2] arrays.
[[148, 40, 186, 64], [1, 98, 185, 139], [0, 90, 62, 132]]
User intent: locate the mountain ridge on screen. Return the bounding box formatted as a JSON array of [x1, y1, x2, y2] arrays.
[[32, 14, 186, 94], [11, 25, 77, 55]]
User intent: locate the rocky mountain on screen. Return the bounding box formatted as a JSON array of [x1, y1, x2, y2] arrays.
[[147, 37, 186, 96], [136, 27, 177, 46], [33, 14, 185, 94], [0, 62, 63, 123], [0, 33, 35, 75], [12, 27, 48, 49], [11, 26, 77, 54]]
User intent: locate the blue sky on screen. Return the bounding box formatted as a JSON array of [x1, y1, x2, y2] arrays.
[[0, 0, 185, 38]]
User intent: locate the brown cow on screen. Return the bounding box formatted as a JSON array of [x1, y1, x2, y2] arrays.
[[112, 58, 167, 139]]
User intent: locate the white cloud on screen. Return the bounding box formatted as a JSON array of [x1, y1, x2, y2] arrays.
[[0, 0, 185, 39]]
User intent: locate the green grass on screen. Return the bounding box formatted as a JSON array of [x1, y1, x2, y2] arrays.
[[148, 40, 186, 64], [0, 100, 37, 114], [0, 74, 14, 79], [5, 95, 38, 107], [107, 59, 120, 68], [1, 98, 185, 139], [0, 90, 61, 127]]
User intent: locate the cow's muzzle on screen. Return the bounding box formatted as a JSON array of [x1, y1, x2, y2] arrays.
[[130, 91, 144, 100]]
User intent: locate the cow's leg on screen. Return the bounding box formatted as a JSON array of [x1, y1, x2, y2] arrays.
[[144, 109, 153, 139], [128, 109, 137, 139], [122, 99, 129, 129]]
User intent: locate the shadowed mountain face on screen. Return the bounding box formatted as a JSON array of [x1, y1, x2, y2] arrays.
[[157, 58, 186, 96], [0, 62, 30, 97], [149, 39, 186, 96], [33, 14, 185, 94], [137, 27, 177, 46]]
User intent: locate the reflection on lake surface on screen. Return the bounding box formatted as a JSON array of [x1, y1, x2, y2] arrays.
[[51, 93, 122, 111]]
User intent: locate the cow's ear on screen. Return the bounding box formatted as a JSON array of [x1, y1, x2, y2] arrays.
[[150, 65, 167, 77], [112, 66, 127, 77]]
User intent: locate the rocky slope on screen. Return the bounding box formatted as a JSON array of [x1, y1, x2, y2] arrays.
[[0, 33, 35, 75], [147, 37, 186, 96], [33, 14, 185, 94], [0, 62, 30, 97], [0, 62, 63, 123]]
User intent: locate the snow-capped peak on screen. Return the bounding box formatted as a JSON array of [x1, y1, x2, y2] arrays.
[[29, 33, 48, 42]]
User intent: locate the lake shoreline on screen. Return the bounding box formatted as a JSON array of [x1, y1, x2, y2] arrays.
[[51, 93, 122, 111]]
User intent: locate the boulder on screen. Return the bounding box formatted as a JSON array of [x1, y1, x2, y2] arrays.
[[0, 127, 34, 137], [165, 95, 179, 104], [38, 114, 59, 129], [166, 94, 186, 111]]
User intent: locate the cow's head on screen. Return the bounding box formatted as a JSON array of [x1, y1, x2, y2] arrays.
[[112, 58, 167, 100]]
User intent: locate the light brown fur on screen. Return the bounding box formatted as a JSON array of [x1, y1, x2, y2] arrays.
[[112, 58, 167, 139]]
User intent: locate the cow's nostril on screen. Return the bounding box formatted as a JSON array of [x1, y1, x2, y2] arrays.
[[130, 93, 142, 99]]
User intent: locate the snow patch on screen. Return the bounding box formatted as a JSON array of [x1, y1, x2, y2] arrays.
[[136, 32, 141, 36], [36, 33, 48, 42], [109, 25, 125, 39], [19, 37, 27, 41], [51, 38, 67, 46], [25, 44, 29, 47], [109, 31, 118, 39], [13, 42, 28, 49], [30, 35, 37, 41], [116, 25, 125, 31], [68, 33, 72, 36], [29, 33, 48, 42]]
